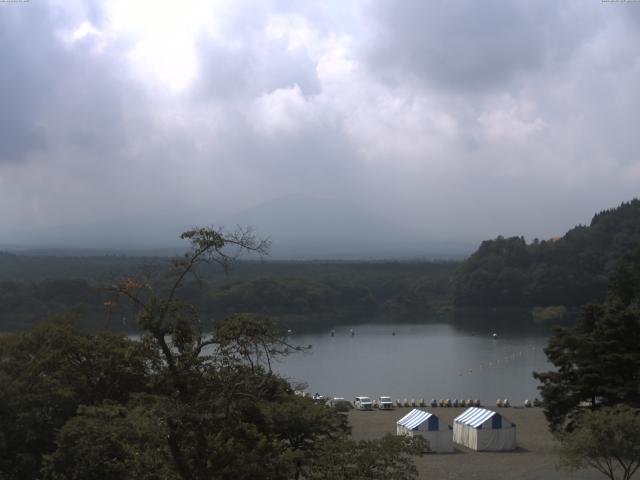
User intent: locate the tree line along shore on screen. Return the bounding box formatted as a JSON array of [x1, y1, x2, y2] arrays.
[[3, 200, 640, 334]]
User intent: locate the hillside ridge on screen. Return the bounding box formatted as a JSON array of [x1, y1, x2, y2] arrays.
[[453, 198, 640, 308]]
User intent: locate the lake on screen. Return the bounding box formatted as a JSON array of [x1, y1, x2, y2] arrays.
[[274, 323, 551, 405]]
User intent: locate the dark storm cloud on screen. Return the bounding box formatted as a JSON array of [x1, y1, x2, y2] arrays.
[[0, 3, 57, 163], [361, 0, 593, 93], [1, 0, 640, 251], [48, 40, 143, 156], [0, 1, 145, 164]]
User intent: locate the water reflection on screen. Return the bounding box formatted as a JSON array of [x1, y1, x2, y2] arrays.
[[275, 323, 551, 404]]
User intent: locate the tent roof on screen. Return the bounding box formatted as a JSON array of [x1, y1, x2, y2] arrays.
[[454, 407, 498, 428], [397, 409, 434, 430]]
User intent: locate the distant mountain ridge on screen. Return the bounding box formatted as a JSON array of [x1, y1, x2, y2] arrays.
[[453, 199, 640, 307], [2, 194, 476, 260], [224, 194, 401, 242], [222, 194, 475, 259]]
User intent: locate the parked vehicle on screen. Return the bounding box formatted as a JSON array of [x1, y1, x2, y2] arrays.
[[354, 396, 373, 410], [378, 396, 394, 410]]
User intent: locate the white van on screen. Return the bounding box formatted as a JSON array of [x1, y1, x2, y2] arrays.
[[378, 396, 394, 410], [354, 396, 373, 410]]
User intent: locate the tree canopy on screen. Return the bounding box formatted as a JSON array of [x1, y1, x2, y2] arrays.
[[558, 405, 640, 480], [0, 257, 454, 333], [0, 317, 155, 479], [534, 249, 640, 432], [453, 199, 640, 308], [0, 227, 426, 480]]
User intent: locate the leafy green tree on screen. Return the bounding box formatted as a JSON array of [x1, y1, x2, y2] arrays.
[[558, 405, 640, 480], [0, 317, 153, 480], [42, 399, 179, 480], [534, 300, 640, 431], [534, 252, 640, 432], [609, 249, 640, 307], [105, 227, 355, 480], [306, 434, 428, 480]]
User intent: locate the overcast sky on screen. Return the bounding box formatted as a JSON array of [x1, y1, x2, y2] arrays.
[[1, 0, 639, 249]]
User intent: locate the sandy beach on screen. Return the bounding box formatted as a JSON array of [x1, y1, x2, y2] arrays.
[[348, 407, 604, 480]]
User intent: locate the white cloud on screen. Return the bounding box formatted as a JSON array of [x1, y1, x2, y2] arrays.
[[250, 85, 317, 135], [477, 95, 545, 144]]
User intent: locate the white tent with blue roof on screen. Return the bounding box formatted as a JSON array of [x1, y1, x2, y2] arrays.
[[396, 409, 453, 453], [453, 407, 516, 451]]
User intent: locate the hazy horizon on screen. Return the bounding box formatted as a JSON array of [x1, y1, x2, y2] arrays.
[[0, 192, 630, 260]]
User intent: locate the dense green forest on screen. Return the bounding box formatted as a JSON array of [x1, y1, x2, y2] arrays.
[[0, 255, 456, 332], [4, 199, 640, 332], [453, 199, 640, 309]]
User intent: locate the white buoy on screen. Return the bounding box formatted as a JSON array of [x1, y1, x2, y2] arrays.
[[492, 333, 498, 339]]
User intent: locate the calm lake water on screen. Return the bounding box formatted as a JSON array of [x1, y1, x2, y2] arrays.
[[274, 323, 551, 405]]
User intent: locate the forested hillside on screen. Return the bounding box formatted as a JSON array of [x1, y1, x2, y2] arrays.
[[453, 199, 640, 307], [0, 257, 455, 332], [5, 199, 640, 330]]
